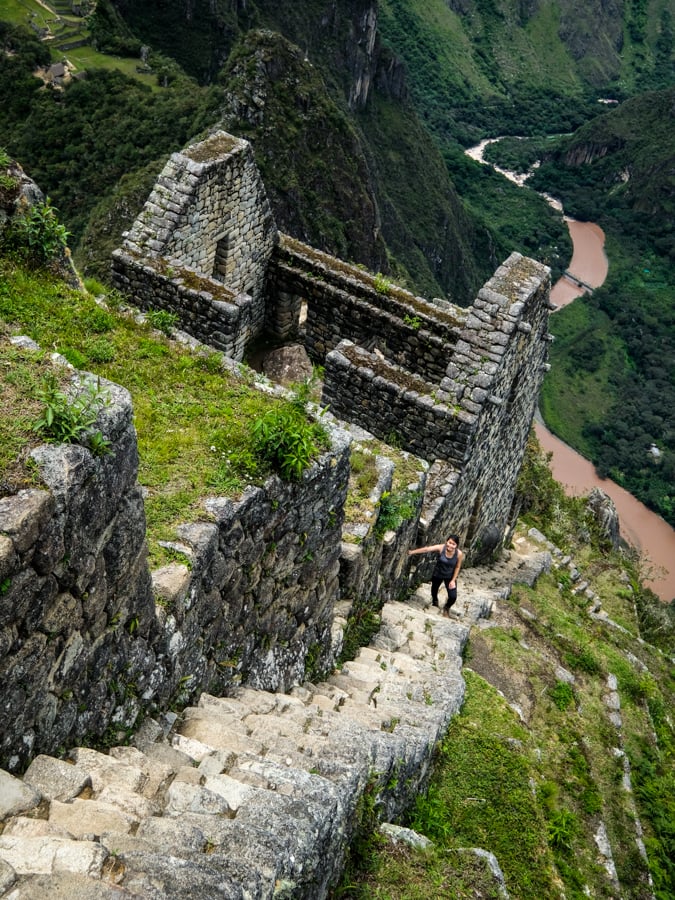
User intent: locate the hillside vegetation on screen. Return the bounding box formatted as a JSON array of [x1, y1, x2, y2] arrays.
[[1, 169, 674, 900], [0, 250, 328, 570], [2, 0, 621, 302], [341, 438, 675, 899], [527, 88, 675, 529]]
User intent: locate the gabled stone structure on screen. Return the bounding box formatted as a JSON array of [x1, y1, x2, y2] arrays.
[[113, 132, 277, 360], [112, 129, 553, 560]]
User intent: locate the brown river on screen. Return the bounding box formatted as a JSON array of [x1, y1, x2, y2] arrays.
[[467, 140, 675, 601]]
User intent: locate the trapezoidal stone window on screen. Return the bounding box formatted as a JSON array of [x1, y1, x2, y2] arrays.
[[507, 367, 523, 411], [212, 232, 232, 283]]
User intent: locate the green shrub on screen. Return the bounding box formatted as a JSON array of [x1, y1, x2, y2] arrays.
[[339, 606, 382, 666], [0, 147, 18, 193], [146, 308, 179, 335], [373, 272, 391, 294], [564, 645, 602, 676], [350, 448, 379, 496], [85, 337, 116, 363], [549, 680, 575, 711], [374, 488, 418, 537], [252, 389, 327, 481], [1, 198, 70, 264], [33, 373, 112, 456], [547, 808, 577, 851], [83, 277, 108, 296]]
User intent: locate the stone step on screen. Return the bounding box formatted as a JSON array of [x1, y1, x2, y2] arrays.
[[0, 574, 497, 897]]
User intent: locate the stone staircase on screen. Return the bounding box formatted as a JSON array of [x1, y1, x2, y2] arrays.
[[0, 552, 543, 899]]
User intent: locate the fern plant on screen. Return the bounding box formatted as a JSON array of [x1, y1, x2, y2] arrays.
[[252, 385, 327, 481]]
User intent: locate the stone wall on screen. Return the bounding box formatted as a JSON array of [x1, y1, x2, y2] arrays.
[[1, 360, 432, 769], [150, 421, 353, 702], [0, 376, 157, 771], [323, 253, 551, 573], [111, 252, 256, 359], [111, 132, 277, 360], [108, 128, 554, 563], [426, 254, 552, 554], [323, 341, 473, 465], [267, 234, 465, 383]]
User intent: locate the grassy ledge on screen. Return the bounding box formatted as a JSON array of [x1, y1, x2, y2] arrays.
[[0, 258, 326, 567]]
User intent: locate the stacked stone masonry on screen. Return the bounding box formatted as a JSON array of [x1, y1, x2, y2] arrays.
[[0, 543, 560, 899], [0, 375, 356, 771], [111, 132, 550, 572], [112, 133, 277, 361], [0, 590, 487, 899], [4, 125, 552, 762], [1, 129, 554, 894], [267, 235, 465, 384]]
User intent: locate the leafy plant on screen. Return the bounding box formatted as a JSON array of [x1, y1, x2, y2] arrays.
[[339, 606, 382, 665], [1, 198, 70, 264], [33, 374, 111, 455], [350, 448, 379, 496], [549, 680, 575, 711], [403, 312, 422, 330], [374, 488, 419, 537], [564, 644, 602, 676], [252, 388, 327, 481], [373, 272, 391, 295], [547, 808, 577, 851], [85, 337, 116, 363], [146, 308, 179, 335], [85, 429, 114, 457]]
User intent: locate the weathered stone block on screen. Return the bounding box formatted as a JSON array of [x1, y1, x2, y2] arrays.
[[23, 755, 91, 802], [0, 770, 41, 821]]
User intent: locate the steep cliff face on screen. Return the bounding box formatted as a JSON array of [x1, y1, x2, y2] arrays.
[[541, 87, 675, 224], [219, 30, 388, 275], [218, 26, 489, 300]]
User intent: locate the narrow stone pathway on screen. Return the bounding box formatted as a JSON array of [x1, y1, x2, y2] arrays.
[[0, 547, 546, 899]]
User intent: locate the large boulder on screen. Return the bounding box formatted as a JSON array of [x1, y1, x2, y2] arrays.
[[262, 344, 313, 386]]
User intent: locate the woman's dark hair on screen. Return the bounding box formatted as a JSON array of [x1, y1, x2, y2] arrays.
[[447, 534, 460, 545]]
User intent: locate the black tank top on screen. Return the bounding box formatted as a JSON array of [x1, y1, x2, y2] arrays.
[[433, 547, 458, 579]]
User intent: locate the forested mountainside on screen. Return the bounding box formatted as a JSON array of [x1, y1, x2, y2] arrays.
[[527, 87, 675, 529], [0, 5, 498, 303], [0, 0, 674, 520]]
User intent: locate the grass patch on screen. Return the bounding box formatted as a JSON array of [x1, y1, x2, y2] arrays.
[[408, 672, 557, 900], [0, 338, 65, 494], [0, 258, 327, 560], [342, 841, 509, 899]]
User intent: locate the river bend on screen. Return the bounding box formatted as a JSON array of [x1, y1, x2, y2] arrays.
[[466, 139, 675, 600]]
